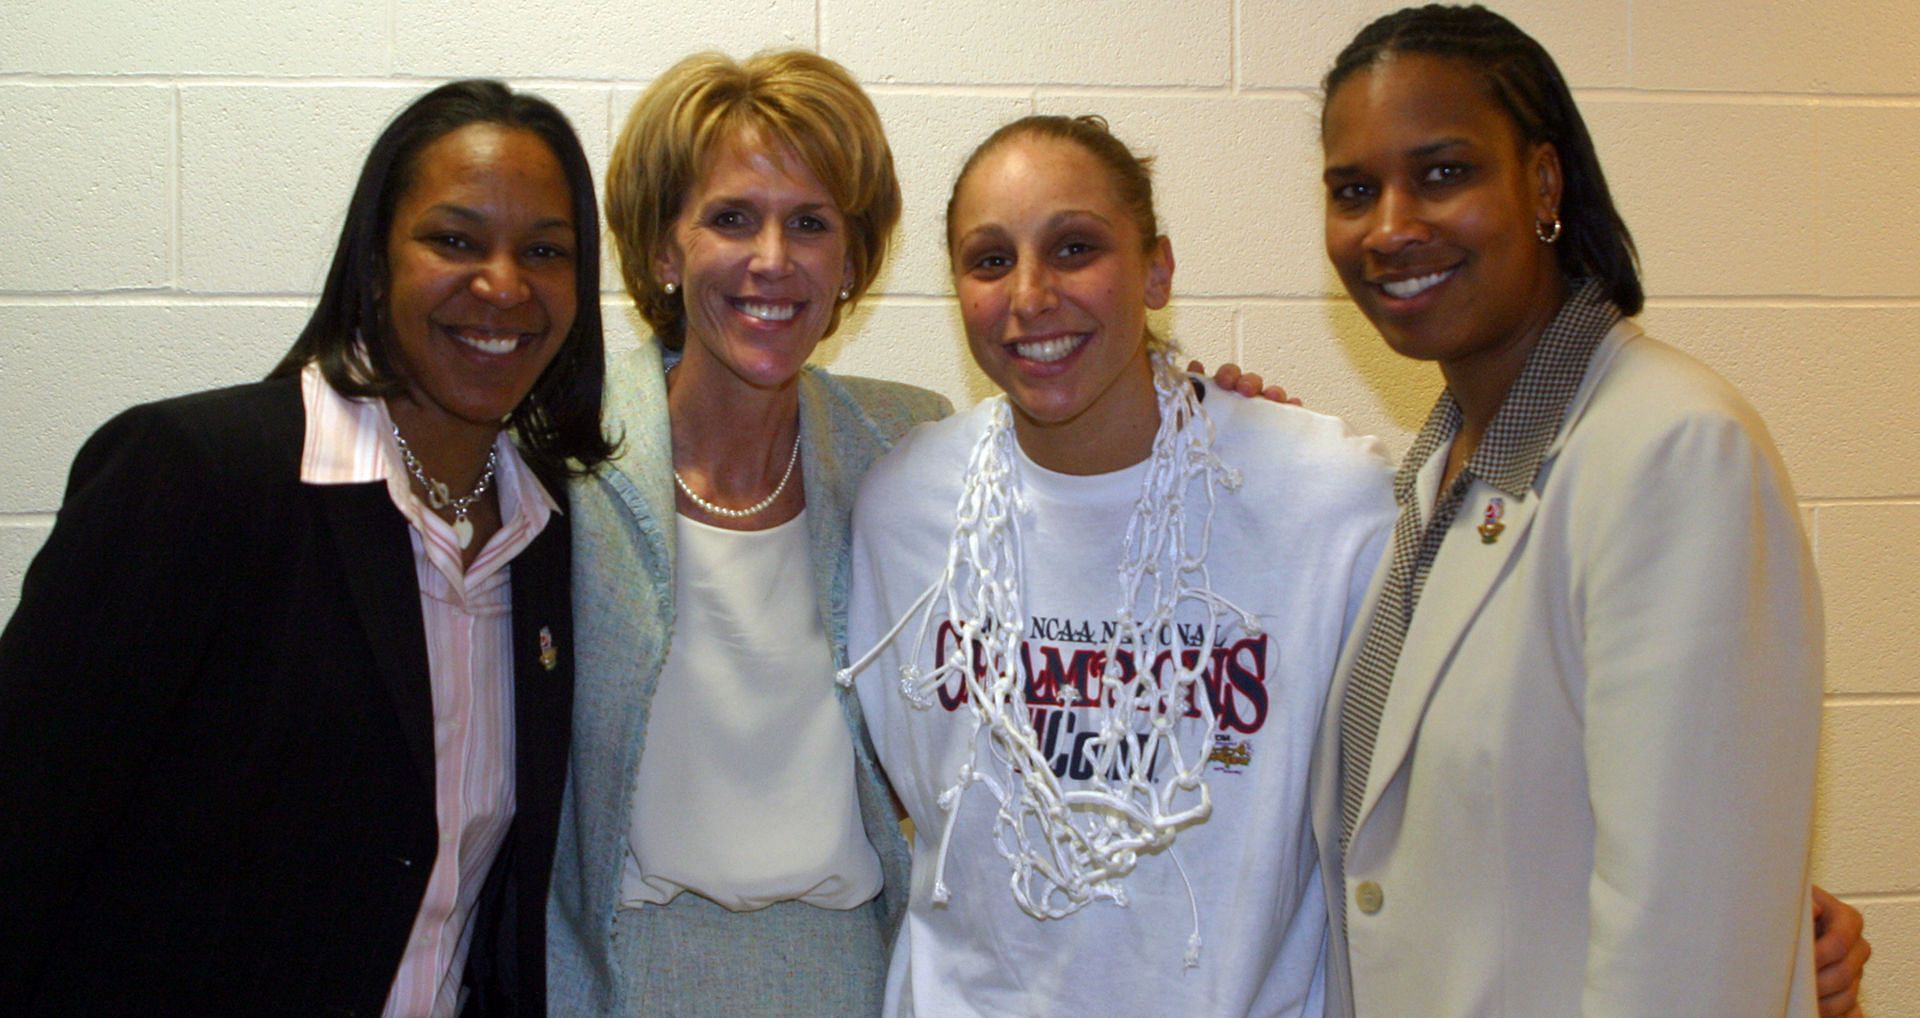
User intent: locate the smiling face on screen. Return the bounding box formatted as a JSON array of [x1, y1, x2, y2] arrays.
[[949, 135, 1172, 471], [384, 123, 577, 438], [1322, 52, 1563, 378], [657, 132, 852, 394]]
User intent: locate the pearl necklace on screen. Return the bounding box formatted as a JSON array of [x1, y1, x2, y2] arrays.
[[391, 424, 498, 550], [673, 432, 801, 520]]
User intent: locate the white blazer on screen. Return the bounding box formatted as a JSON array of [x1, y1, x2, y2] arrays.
[[1310, 320, 1823, 1017]]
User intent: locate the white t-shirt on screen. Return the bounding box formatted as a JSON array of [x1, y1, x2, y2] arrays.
[[850, 381, 1395, 1016]]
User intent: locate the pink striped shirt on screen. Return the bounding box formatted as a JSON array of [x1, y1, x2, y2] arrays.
[[298, 366, 557, 1018]]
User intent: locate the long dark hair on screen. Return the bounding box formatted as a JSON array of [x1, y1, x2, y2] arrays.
[[1323, 4, 1643, 315], [271, 79, 614, 475]]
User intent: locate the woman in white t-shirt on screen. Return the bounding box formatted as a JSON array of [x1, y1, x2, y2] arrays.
[[846, 114, 1395, 1016]]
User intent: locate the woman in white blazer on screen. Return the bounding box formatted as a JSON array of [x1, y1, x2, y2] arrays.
[[1307, 7, 1833, 1016]]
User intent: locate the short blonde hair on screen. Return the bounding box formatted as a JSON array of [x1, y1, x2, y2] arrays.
[[606, 50, 901, 348]]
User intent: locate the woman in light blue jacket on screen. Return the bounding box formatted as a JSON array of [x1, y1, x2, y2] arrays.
[[543, 51, 948, 1015]]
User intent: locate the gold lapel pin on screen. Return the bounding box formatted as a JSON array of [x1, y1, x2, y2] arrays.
[[538, 626, 559, 672], [1477, 496, 1507, 544]]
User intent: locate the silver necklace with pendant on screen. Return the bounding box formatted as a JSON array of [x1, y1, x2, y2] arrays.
[[391, 424, 498, 550]]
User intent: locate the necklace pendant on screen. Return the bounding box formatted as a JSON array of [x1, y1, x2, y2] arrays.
[[453, 515, 475, 550]]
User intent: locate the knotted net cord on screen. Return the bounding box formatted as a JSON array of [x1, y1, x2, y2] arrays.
[[841, 349, 1256, 966]]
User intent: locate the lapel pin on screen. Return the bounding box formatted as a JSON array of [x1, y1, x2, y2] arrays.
[[1478, 497, 1506, 544], [538, 626, 559, 672]]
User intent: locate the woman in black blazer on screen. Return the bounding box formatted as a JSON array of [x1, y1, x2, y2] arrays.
[[0, 80, 613, 1016]]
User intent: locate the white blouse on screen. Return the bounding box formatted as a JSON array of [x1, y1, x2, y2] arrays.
[[620, 510, 883, 912]]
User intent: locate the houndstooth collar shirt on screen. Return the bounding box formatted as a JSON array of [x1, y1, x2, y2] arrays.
[[1337, 278, 1621, 851]]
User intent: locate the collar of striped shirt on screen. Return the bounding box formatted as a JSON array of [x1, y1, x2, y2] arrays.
[[297, 362, 560, 585]]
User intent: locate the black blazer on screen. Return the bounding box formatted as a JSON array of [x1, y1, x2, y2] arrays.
[[0, 376, 572, 1016]]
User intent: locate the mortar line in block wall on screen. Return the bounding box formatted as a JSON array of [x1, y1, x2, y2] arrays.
[[1799, 496, 1920, 508], [1642, 296, 1920, 309], [1, 73, 718, 90], [0, 76, 1275, 95], [1624, 0, 1635, 87], [1031, 84, 1263, 100], [3, 71, 1917, 105], [604, 90, 617, 158], [1822, 694, 1920, 706], [1225, 81, 1920, 106], [1228, 0, 1241, 94], [1829, 891, 1920, 903], [1572, 87, 1920, 107], [860, 83, 1073, 99], [0, 294, 325, 307], [0, 288, 191, 301], [3, 69, 1920, 102]]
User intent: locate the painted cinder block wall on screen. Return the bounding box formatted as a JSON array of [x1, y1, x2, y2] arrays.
[[3, 0, 1915, 1007]]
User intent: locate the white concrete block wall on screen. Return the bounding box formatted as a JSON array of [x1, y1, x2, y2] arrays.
[[395, 1, 811, 80], [1, 0, 389, 76], [0, 304, 309, 511], [1632, 0, 1920, 94], [869, 91, 1036, 296], [1032, 94, 1328, 296], [180, 86, 436, 294], [3, 0, 1914, 1008], [0, 85, 171, 291], [831, 0, 1233, 86]]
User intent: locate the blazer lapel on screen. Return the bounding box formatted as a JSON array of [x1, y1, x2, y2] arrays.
[[1343, 323, 1636, 849], [600, 344, 679, 568], [1352, 481, 1542, 843], [796, 370, 857, 668], [317, 482, 436, 797], [1314, 549, 1392, 861], [511, 506, 574, 815], [575, 344, 677, 704]]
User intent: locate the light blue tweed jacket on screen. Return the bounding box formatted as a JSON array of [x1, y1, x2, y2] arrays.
[[546, 341, 950, 1010]]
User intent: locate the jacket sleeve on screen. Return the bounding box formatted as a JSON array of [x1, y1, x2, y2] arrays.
[[1574, 407, 1821, 1016], [0, 403, 236, 993]]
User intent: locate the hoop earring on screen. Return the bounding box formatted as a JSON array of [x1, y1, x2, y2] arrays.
[[1535, 216, 1563, 245], [663, 281, 678, 296]]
